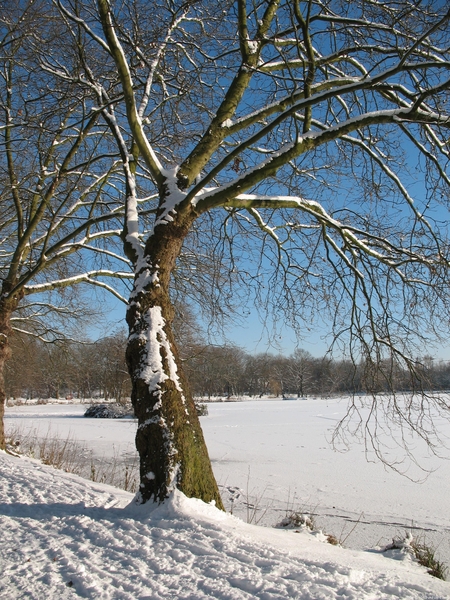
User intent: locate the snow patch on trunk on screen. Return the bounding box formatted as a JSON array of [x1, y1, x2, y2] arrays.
[[134, 306, 184, 399], [247, 39, 259, 54], [130, 260, 160, 299], [156, 167, 187, 226]]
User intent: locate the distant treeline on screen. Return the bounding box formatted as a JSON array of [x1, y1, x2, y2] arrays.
[[5, 331, 450, 400]]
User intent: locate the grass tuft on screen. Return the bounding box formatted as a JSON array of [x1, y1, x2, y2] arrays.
[[5, 425, 139, 493], [383, 533, 447, 580], [411, 539, 447, 580]]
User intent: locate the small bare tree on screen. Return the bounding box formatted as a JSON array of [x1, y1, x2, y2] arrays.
[[287, 349, 313, 398], [57, 0, 450, 506]]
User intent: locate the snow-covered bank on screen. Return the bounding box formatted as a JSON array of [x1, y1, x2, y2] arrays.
[[5, 398, 450, 571], [1, 451, 449, 599]]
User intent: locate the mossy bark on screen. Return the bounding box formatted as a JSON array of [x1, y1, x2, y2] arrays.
[[126, 214, 224, 509]]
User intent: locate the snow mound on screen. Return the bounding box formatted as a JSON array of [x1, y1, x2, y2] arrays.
[[1, 451, 449, 599]]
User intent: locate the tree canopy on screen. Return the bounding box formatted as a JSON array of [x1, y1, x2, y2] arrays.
[[79, 0, 450, 362], [3, 0, 450, 506]]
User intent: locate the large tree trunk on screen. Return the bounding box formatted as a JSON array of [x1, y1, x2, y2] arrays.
[[126, 215, 224, 509]]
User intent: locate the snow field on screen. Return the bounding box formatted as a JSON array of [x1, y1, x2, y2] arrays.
[[3, 396, 450, 598]]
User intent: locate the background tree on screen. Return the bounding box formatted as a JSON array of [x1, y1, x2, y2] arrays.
[[94, 332, 131, 402], [185, 344, 247, 399], [57, 0, 450, 506], [286, 349, 313, 397], [8, 331, 450, 401], [0, 0, 133, 448]]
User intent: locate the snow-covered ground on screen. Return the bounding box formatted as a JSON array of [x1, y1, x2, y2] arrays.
[[3, 397, 450, 598], [2, 451, 450, 599]]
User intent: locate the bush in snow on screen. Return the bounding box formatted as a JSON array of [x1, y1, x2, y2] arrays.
[[195, 402, 208, 416], [84, 404, 134, 419]]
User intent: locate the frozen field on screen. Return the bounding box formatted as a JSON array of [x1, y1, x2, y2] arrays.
[[5, 396, 450, 569]]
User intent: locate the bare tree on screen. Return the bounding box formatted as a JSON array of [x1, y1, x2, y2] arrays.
[[0, 1, 133, 448], [94, 331, 131, 402], [186, 344, 247, 399], [56, 0, 450, 505], [286, 349, 313, 397]]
